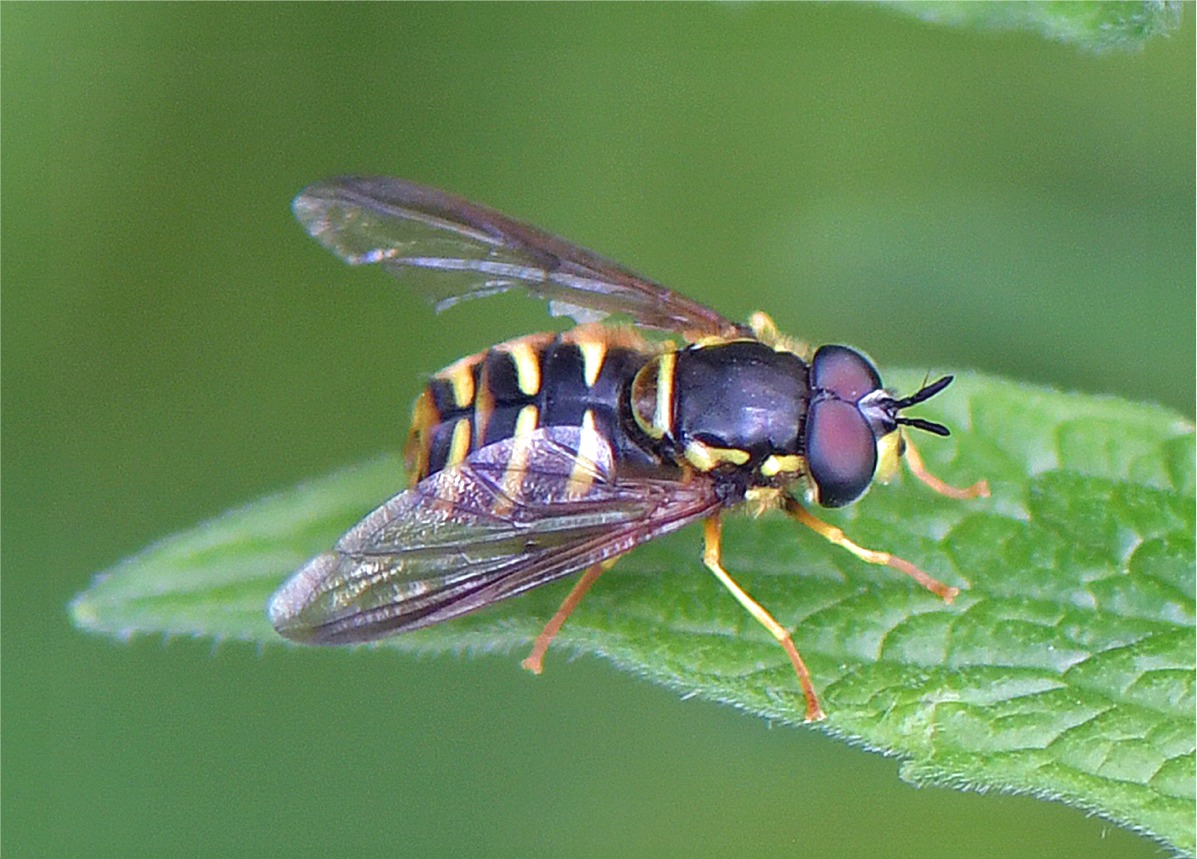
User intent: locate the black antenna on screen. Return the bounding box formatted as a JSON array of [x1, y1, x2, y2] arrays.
[[893, 375, 953, 409], [893, 375, 953, 436], [896, 416, 950, 436]]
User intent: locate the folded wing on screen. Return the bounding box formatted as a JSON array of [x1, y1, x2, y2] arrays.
[[269, 426, 719, 644]]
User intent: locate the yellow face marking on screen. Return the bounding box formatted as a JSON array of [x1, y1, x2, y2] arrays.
[[578, 339, 606, 388], [494, 405, 540, 516], [505, 341, 542, 397], [567, 410, 604, 496], [447, 418, 471, 467], [760, 454, 804, 478], [653, 351, 677, 437], [874, 430, 902, 484], [683, 439, 751, 472]]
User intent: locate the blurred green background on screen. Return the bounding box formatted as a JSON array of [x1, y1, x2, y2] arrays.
[[4, 5, 1192, 857]]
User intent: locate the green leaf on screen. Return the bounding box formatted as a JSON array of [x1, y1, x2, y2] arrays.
[[880, 1, 1183, 51], [71, 371, 1195, 854]]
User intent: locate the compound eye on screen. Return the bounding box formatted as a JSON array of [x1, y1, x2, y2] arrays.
[[811, 345, 882, 403], [806, 398, 878, 507]]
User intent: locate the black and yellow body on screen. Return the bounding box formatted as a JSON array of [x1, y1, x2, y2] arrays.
[[406, 325, 668, 484], [270, 176, 988, 722], [408, 327, 815, 510], [406, 320, 931, 513]]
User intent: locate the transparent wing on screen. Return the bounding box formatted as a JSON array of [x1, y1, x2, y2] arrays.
[[269, 426, 720, 645], [293, 176, 743, 337]]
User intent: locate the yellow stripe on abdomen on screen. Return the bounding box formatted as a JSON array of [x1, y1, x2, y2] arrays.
[[493, 405, 540, 516]]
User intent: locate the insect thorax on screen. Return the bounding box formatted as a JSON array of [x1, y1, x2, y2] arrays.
[[630, 339, 811, 485]]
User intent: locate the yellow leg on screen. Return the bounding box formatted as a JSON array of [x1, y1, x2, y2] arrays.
[[521, 561, 612, 675], [703, 517, 826, 722], [903, 435, 990, 500], [782, 496, 960, 602]]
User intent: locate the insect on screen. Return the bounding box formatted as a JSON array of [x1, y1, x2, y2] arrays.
[[269, 176, 988, 722]]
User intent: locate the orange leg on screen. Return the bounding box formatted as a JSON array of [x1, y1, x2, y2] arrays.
[[903, 435, 990, 501], [782, 496, 960, 603], [521, 561, 612, 675], [702, 516, 826, 722]]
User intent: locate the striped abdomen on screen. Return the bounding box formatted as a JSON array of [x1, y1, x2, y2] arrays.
[[406, 325, 668, 482]]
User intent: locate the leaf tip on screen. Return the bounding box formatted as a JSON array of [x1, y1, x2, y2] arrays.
[[68, 591, 99, 631], [68, 580, 109, 634]]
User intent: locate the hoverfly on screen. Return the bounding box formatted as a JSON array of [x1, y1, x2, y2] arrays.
[[269, 177, 988, 721]]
